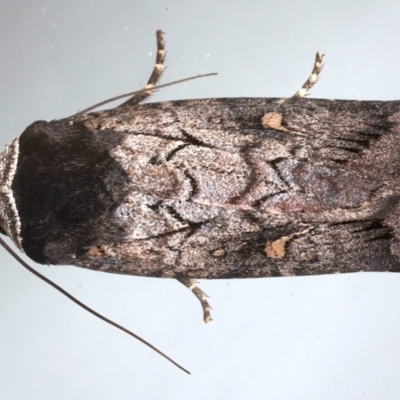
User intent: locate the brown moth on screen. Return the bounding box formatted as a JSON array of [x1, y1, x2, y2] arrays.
[[1, 30, 399, 372]]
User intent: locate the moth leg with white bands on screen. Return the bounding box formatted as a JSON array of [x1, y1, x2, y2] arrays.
[[292, 51, 324, 98], [177, 277, 213, 323], [120, 29, 166, 108]]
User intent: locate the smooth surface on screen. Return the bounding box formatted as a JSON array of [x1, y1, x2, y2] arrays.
[[1, 1, 400, 399]]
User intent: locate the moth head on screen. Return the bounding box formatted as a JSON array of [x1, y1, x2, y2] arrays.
[[0, 137, 22, 250]]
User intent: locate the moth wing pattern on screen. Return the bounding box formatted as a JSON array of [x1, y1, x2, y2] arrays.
[[1, 31, 400, 326]]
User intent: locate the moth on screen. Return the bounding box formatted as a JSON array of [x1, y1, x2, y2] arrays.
[[2, 30, 400, 373]]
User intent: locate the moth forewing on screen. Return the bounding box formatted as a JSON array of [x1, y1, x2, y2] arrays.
[[2, 29, 400, 374]]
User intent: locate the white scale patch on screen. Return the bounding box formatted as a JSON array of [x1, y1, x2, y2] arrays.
[[0, 137, 22, 250]]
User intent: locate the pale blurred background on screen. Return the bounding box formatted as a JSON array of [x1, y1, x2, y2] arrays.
[[1, 1, 400, 399]]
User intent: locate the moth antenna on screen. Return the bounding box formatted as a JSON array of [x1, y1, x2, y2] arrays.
[[0, 236, 190, 374], [73, 72, 218, 116]]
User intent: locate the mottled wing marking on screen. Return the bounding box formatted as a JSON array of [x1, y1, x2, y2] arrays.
[[265, 234, 294, 259], [265, 226, 314, 261], [261, 112, 306, 136], [74, 98, 400, 287]]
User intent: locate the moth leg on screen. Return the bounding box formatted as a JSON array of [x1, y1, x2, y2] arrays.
[[292, 51, 324, 98], [119, 29, 166, 108], [176, 277, 213, 323]]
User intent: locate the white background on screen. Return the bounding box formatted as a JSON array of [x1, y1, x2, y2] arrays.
[[1, 1, 400, 399]]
